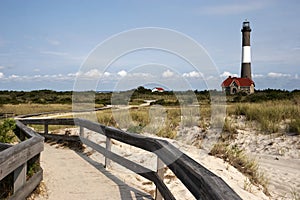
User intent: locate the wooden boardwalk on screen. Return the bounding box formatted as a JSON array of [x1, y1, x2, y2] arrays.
[[37, 143, 153, 200]]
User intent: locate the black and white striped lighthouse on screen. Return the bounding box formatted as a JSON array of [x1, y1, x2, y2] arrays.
[[241, 20, 252, 79]]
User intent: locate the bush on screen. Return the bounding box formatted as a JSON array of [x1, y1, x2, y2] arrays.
[[127, 125, 144, 134], [0, 119, 16, 143]]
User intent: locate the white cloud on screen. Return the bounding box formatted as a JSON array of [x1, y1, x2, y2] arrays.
[[118, 70, 127, 77], [0, 72, 4, 79], [253, 74, 264, 78], [220, 71, 238, 78], [67, 72, 80, 77], [0, 66, 5, 70], [267, 72, 291, 78], [33, 68, 40, 72], [84, 69, 102, 78], [8, 74, 20, 80], [104, 72, 111, 77], [162, 70, 174, 78], [182, 71, 203, 78]]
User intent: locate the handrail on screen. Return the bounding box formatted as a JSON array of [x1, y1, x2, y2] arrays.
[[0, 120, 44, 200], [19, 118, 242, 200]]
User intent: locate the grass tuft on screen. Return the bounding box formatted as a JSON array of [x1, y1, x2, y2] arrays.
[[209, 142, 269, 196], [229, 101, 300, 133], [289, 118, 300, 135]]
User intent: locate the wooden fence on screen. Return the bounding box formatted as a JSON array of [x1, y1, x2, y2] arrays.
[[19, 118, 242, 200], [0, 120, 44, 200], [0, 112, 14, 119]]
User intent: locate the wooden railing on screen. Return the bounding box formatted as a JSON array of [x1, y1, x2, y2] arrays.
[[0, 120, 44, 200], [19, 118, 242, 200]]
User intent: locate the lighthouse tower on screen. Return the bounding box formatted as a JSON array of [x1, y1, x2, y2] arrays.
[[221, 20, 255, 94], [241, 20, 252, 79]]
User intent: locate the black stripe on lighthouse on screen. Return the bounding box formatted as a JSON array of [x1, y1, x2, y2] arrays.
[[241, 20, 252, 79]]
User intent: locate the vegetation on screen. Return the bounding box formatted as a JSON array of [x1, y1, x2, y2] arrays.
[[0, 119, 17, 143], [228, 101, 300, 134], [210, 142, 269, 195], [289, 118, 300, 135], [226, 89, 300, 103], [0, 104, 73, 116], [0, 88, 299, 105], [1, 88, 298, 198], [0, 88, 299, 138]]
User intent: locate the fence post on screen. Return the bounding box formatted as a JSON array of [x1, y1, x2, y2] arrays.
[[14, 163, 27, 193], [155, 157, 164, 200], [79, 126, 84, 137], [44, 122, 48, 134], [105, 137, 111, 169]]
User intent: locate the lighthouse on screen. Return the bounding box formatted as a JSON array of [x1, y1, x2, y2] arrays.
[[221, 20, 255, 94], [241, 20, 252, 79]]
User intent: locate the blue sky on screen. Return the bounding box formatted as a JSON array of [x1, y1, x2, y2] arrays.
[[0, 0, 299, 91]]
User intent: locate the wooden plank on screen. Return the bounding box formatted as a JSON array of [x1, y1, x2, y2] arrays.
[[75, 118, 106, 135], [44, 123, 48, 134], [15, 121, 44, 139], [80, 137, 152, 175], [9, 169, 43, 200], [0, 138, 43, 180], [79, 126, 84, 136], [77, 119, 159, 152], [0, 143, 12, 152], [19, 118, 76, 126], [41, 133, 80, 142], [156, 140, 242, 200], [14, 163, 27, 193], [155, 157, 164, 200], [105, 137, 111, 169], [104, 126, 242, 199], [74, 119, 242, 199], [80, 137, 175, 200]]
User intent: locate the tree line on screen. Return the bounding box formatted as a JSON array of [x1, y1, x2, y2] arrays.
[[0, 88, 299, 105]]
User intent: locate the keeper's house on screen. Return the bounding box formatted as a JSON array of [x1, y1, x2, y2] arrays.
[[221, 76, 255, 94]]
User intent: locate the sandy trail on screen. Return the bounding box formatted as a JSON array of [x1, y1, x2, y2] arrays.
[[257, 154, 300, 199], [36, 143, 152, 200]]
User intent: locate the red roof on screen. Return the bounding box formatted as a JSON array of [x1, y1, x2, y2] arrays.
[[221, 76, 254, 87], [154, 87, 164, 91]]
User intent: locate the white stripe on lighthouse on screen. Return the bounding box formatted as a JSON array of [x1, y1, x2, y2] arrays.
[[242, 46, 251, 63]]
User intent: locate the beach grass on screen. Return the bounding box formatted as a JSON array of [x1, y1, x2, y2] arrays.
[[228, 100, 300, 134], [210, 142, 269, 195]]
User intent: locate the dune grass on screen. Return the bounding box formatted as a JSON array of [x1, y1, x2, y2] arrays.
[[95, 106, 207, 138], [228, 100, 300, 134], [0, 104, 73, 116], [210, 142, 269, 195]]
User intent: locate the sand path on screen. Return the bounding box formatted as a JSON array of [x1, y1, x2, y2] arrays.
[[36, 143, 153, 200], [257, 154, 300, 199]]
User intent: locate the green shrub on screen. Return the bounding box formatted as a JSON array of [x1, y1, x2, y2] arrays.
[[127, 125, 144, 134], [0, 119, 16, 143]]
